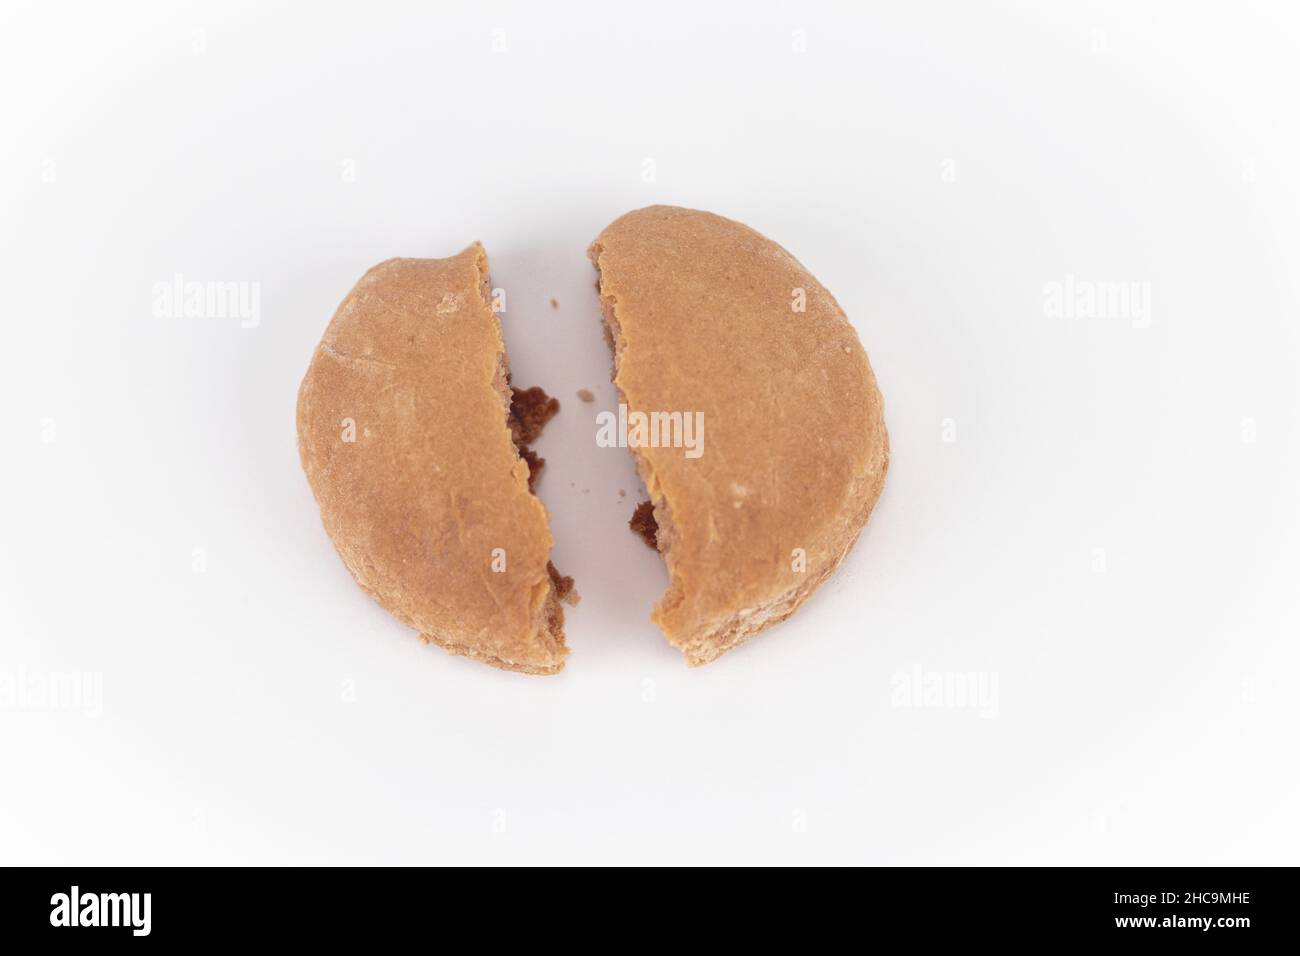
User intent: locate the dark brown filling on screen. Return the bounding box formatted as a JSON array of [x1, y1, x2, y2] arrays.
[[629, 500, 658, 549], [509, 385, 560, 446], [508, 386, 560, 491], [547, 560, 576, 602], [505, 382, 575, 609], [519, 447, 545, 491]]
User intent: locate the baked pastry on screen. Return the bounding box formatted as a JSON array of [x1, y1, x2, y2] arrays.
[[296, 245, 574, 675], [589, 206, 888, 665]]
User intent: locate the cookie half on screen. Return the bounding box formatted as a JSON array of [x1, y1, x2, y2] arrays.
[[590, 206, 888, 665], [297, 245, 573, 675]]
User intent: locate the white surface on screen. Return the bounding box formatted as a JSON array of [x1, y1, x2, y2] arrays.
[[2, 0, 1298, 866]]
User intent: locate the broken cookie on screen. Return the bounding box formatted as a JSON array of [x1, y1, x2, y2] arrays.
[[296, 245, 573, 675], [590, 206, 888, 666]]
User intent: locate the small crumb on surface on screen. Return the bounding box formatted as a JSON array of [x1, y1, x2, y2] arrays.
[[550, 298, 559, 309], [629, 500, 658, 550], [577, 388, 595, 402], [618, 488, 626, 497]]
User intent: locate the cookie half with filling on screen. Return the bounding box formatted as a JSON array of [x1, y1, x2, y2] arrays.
[[590, 206, 888, 665], [297, 245, 575, 675]]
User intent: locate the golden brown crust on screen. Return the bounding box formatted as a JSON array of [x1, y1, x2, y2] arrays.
[[589, 206, 889, 665], [296, 246, 569, 675]]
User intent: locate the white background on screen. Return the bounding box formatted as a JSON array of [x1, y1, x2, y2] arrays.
[[2, 0, 1297, 865]]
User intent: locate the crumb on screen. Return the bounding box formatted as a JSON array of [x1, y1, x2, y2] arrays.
[[629, 500, 658, 549], [547, 561, 579, 605], [576, 388, 595, 403], [550, 298, 559, 309], [509, 386, 559, 445], [618, 489, 626, 497]]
